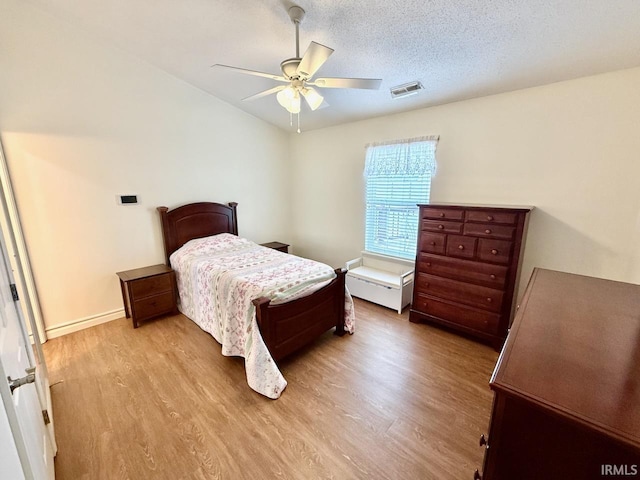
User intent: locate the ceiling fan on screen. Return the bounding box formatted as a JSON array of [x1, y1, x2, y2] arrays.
[[212, 5, 382, 132]]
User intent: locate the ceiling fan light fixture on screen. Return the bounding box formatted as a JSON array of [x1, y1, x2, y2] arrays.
[[277, 86, 301, 113], [290, 94, 301, 114], [301, 87, 324, 110]]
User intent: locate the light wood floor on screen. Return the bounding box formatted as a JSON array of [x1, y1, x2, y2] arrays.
[[43, 299, 499, 480]]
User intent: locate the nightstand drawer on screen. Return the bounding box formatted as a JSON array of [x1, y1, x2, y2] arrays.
[[133, 292, 175, 321], [130, 274, 173, 298]]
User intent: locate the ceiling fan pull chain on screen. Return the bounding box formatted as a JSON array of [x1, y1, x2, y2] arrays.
[[297, 113, 301, 134]]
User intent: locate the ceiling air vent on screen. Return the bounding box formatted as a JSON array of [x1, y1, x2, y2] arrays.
[[390, 81, 424, 99]]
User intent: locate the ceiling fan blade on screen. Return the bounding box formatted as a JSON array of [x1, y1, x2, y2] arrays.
[[242, 86, 287, 101], [212, 64, 288, 82], [296, 42, 334, 79], [311, 77, 382, 90]]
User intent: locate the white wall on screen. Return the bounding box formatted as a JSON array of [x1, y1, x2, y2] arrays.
[[290, 67, 640, 299], [0, 2, 291, 336]]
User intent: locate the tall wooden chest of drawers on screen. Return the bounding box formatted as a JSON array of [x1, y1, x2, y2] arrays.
[[409, 204, 531, 347]]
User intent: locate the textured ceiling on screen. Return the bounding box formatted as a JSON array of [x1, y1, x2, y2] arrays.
[[27, 0, 640, 132]]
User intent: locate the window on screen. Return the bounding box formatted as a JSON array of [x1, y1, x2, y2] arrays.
[[364, 136, 438, 260]]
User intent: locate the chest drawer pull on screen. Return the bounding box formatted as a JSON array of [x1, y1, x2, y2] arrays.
[[490, 274, 496, 279], [426, 262, 431, 266], [438, 224, 444, 229], [486, 297, 493, 303], [430, 241, 436, 246], [487, 215, 494, 221], [479, 434, 487, 447], [491, 249, 498, 255], [458, 245, 465, 250], [485, 229, 492, 234], [439, 212, 445, 217]]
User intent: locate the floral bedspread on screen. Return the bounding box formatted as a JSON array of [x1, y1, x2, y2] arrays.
[[170, 233, 355, 399]]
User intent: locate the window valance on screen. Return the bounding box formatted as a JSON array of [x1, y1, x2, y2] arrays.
[[364, 135, 439, 177]]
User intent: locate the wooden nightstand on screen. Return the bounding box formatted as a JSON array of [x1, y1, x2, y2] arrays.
[[260, 241, 289, 253], [116, 264, 177, 328]]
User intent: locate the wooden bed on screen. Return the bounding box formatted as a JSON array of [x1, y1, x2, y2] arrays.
[[157, 201, 346, 362]]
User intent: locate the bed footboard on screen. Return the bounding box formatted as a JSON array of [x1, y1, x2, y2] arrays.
[[252, 268, 347, 362]]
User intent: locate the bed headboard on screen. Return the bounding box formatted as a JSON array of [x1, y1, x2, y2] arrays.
[[157, 202, 238, 265]]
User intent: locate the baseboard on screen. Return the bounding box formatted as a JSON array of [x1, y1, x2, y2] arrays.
[[45, 308, 125, 339]]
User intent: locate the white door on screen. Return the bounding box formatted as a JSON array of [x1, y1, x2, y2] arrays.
[[0, 225, 55, 479], [0, 142, 56, 454]]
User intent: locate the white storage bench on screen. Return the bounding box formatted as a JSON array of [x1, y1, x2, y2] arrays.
[[345, 252, 414, 314]]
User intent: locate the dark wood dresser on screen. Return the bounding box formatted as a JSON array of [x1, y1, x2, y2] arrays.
[[410, 204, 531, 348], [476, 269, 640, 479]]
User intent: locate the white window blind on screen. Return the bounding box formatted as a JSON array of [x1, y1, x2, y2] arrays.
[[364, 136, 438, 260]]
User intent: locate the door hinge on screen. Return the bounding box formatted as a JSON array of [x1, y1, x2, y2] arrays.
[[42, 409, 51, 425], [10, 283, 19, 301]]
